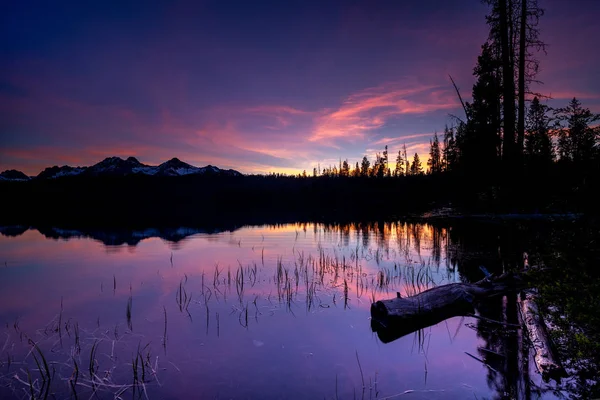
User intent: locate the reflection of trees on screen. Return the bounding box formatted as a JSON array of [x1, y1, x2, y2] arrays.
[[432, 225, 442, 268], [411, 223, 422, 258], [445, 222, 524, 399], [362, 219, 596, 399], [472, 293, 535, 400]]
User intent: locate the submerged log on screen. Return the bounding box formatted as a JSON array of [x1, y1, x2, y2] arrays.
[[519, 291, 565, 380], [370, 272, 529, 343]]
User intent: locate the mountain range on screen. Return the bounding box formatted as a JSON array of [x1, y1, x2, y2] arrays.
[[0, 157, 242, 181]]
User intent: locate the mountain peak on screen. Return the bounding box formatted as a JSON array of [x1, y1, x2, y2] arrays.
[[36, 165, 86, 179], [1, 157, 243, 180], [0, 169, 30, 181]]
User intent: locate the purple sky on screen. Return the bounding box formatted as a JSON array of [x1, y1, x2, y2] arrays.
[[1, 0, 599, 175]]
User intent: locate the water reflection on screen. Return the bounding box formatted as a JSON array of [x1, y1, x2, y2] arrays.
[[0, 220, 565, 399]]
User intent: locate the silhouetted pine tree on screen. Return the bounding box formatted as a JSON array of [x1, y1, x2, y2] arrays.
[[394, 149, 404, 176], [410, 153, 423, 175], [524, 96, 554, 168], [428, 132, 442, 174], [442, 125, 458, 172], [457, 43, 502, 176], [373, 152, 386, 178], [341, 160, 350, 177], [555, 98, 600, 165], [352, 162, 360, 177], [360, 156, 370, 177]]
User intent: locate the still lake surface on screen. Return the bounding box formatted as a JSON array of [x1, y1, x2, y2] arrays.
[[0, 221, 563, 399]]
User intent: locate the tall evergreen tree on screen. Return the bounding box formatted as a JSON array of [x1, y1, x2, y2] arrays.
[[442, 125, 458, 172], [360, 156, 370, 177], [457, 43, 502, 175], [373, 152, 386, 178], [395, 149, 404, 176], [341, 160, 350, 177], [524, 96, 554, 167], [410, 153, 423, 175], [352, 162, 360, 177], [428, 132, 442, 174], [555, 98, 600, 165]]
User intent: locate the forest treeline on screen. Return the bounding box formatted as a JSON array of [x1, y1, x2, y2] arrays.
[[298, 93, 598, 182], [280, 0, 599, 212]]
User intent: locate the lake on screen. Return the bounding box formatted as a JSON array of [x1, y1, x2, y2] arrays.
[[0, 220, 573, 399]]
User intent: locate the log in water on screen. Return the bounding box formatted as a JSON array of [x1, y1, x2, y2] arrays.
[[519, 291, 565, 380], [370, 272, 529, 343]]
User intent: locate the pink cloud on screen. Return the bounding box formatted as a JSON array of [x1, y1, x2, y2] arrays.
[[0, 65, 462, 175], [310, 81, 458, 143]]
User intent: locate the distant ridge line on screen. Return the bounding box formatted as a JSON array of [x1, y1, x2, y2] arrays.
[[0, 156, 243, 181]]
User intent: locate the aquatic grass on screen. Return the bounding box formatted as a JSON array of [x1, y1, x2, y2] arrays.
[[1, 223, 449, 399], [4, 316, 168, 399], [175, 278, 192, 317], [89, 339, 99, 391], [26, 368, 35, 399], [58, 297, 63, 348], [162, 306, 167, 353], [213, 263, 221, 287], [73, 322, 80, 355], [356, 350, 365, 391], [69, 356, 79, 399], [29, 339, 51, 400], [236, 261, 246, 305], [126, 294, 133, 331]]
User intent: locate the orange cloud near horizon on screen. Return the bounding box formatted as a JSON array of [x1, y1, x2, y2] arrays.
[[1, 79, 458, 176]]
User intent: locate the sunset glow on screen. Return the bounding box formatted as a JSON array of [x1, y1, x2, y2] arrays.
[[1, 0, 599, 176]]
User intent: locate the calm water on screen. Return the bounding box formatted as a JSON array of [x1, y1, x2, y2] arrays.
[[0, 221, 561, 399]]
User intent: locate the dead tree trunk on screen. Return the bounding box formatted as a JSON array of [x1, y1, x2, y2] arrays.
[[370, 272, 528, 343], [519, 291, 565, 380]]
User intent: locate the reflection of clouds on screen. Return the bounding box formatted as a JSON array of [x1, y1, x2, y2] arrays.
[[0, 222, 459, 325], [0, 220, 510, 399]]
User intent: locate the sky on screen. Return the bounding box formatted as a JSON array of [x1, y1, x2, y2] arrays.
[[1, 0, 599, 176]]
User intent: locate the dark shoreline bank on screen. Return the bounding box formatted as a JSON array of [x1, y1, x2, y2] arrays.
[[0, 171, 594, 230]]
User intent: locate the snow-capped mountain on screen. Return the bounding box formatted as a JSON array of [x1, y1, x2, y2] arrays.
[[85, 156, 148, 176], [37, 165, 88, 179], [0, 157, 242, 181], [152, 157, 202, 176], [0, 170, 31, 181]]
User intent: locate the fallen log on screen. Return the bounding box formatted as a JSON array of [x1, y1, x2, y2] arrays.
[[519, 291, 565, 381], [370, 272, 529, 343], [520, 254, 565, 380]]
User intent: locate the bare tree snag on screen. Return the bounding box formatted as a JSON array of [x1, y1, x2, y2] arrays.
[[449, 74, 469, 123]]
